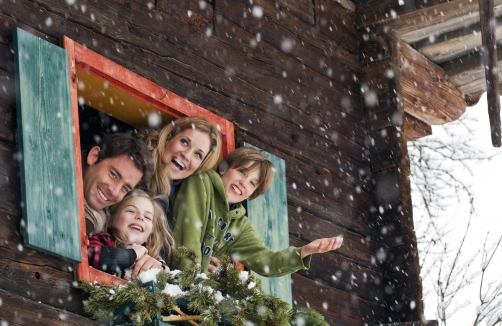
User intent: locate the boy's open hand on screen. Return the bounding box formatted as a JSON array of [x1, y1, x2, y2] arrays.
[[301, 237, 343, 259], [208, 256, 221, 273]]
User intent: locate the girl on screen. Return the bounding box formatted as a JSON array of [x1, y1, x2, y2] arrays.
[[87, 189, 174, 279]]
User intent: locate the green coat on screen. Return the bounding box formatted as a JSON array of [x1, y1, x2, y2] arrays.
[[169, 170, 311, 277]]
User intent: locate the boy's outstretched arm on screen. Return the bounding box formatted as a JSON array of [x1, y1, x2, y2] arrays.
[[301, 237, 343, 259]]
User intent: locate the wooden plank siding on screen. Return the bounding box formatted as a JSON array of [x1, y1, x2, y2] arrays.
[[0, 289, 96, 326], [0, 0, 405, 325], [358, 25, 424, 323]]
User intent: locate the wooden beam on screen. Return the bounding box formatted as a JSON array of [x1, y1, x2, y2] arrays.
[[419, 25, 502, 63], [358, 0, 502, 43], [442, 47, 502, 95], [403, 113, 432, 141], [381, 322, 438, 326], [480, 0, 502, 146], [399, 40, 466, 125], [397, 1, 502, 43]]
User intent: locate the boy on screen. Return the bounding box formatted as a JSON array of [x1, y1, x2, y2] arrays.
[[169, 147, 343, 277]]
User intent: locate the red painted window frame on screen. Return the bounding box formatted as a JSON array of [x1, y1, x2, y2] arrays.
[[63, 36, 235, 285]]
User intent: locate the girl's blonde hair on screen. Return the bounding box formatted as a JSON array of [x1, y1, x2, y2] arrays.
[[136, 116, 222, 198], [108, 189, 174, 261]]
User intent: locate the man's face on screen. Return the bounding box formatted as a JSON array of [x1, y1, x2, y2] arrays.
[[83, 146, 143, 211], [220, 164, 260, 204]]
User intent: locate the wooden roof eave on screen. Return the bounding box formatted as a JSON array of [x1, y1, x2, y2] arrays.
[[396, 39, 466, 141]]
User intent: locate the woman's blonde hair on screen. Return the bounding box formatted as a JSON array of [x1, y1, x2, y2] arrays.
[[108, 189, 174, 261], [218, 147, 275, 200], [136, 116, 222, 198]]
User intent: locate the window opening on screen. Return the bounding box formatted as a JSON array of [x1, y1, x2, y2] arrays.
[[63, 36, 235, 285]]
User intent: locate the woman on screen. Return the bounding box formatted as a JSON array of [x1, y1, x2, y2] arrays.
[[139, 116, 222, 203], [131, 116, 222, 277]]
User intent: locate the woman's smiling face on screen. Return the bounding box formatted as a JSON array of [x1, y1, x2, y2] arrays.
[[163, 128, 211, 180], [111, 196, 154, 245]]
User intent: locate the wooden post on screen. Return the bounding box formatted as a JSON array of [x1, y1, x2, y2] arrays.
[[479, 0, 502, 147]]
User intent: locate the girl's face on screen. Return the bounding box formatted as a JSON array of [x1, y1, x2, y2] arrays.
[[111, 196, 154, 245], [163, 128, 211, 180]]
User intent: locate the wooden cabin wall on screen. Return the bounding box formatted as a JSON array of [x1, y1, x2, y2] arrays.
[[357, 25, 424, 323], [0, 0, 389, 324]]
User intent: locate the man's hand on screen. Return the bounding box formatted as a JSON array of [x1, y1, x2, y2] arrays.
[[207, 256, 221, 273], [131, 254, 169, 279], [301, 237, 343, 259]]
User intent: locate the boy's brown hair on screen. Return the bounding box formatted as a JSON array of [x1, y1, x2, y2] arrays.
[[218, 147, 275, 200]]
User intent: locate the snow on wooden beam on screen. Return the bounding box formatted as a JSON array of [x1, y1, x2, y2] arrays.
[[479, 0, 502, 147]]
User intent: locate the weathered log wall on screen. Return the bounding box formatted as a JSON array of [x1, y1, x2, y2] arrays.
[[0, 0, 410, 325], [358, 25, 424, 323]]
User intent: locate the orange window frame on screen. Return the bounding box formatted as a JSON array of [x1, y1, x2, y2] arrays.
[[63, 36, 235, 285]]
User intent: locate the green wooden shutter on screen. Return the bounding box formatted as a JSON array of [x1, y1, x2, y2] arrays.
[[13, 28, 81, 262], [244, 143, 292, 305]]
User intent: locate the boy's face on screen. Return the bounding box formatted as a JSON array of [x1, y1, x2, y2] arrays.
[[110, 196, 153, 245], [84, 146, 143, 211], [220, 164, 260, 204]]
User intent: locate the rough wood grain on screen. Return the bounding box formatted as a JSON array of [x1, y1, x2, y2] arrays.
[[0, 43, 14, 74], [0, 288, 96, 325], [381, 321, 438, 326], [216, 0, 362, 91], [399, 40, 466, 125], [292, 239, 382, 304], [358, 0, 502, 43], [403, 113, 432, 141], [442, 45, 502, 88], [368, 127, 407, 174], [0, 256, 84, 314], [288, 207, 378, 270], [419, 24, 502, 63], [395, 1, 502, 43], [0, 1, 420, 324], [275, 0, 315, 25], [314, 0, 359, 53], [292, 273, 383, 325], [287, 185, 370, 235], [0, 70, 15, 104]]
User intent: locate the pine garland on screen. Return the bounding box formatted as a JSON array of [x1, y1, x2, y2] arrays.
[[79, 247, 328, 326]]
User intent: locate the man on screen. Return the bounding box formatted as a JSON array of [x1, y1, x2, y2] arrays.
[[82, 132, 153, 236]]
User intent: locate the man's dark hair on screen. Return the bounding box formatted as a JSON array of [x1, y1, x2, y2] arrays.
[[84, 132, 153, 186]]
